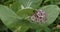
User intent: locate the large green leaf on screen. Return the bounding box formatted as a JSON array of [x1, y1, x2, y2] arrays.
[[11, 0, 42, 12], [0, 5, 29, 32], [40, 5, 59, 26]]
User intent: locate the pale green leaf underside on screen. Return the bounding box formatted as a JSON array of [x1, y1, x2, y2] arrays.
[[0, 5, 29, 32], [40, 5, 59, 26]]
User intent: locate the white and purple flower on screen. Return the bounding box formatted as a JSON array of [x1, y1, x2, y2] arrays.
[[30, 9, 47, 23]]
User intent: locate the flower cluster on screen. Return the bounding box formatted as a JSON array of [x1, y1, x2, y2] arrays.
[[30, 10, 47, 23]]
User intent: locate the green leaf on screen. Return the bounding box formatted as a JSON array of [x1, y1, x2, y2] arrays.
[[4, 0, 14, 6], [16, 8, 34, 19], [18, 0, 42, 8], [44, 0, 50, 3], [22, 0, 42, 8], [40, 5, 59, 26], [11, 0, 42, 12], [0, 20, 8, 32], [0, 5, 29, 32], [36, 29, 42, 32], [44, 27, 51, 32], [13, 24, 29, 32], [36, 26, 50, 32], [50, 0, 60, 5], [11, 1, 21, 12]]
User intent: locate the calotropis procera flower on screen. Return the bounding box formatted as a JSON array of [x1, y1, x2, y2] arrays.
[[30, 9, 48, 24]]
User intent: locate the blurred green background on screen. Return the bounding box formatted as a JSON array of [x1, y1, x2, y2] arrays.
[[0, 0, 60, 32]]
